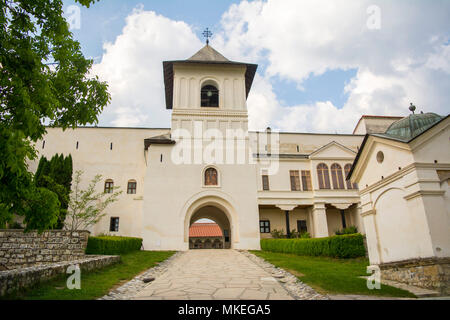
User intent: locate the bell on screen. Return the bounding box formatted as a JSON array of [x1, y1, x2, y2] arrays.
[[207, 91, 212, 97]]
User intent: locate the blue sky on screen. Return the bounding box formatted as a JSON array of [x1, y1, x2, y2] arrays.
[[65, 0, 353, 111], [63, 1, 450, 133], [64, 0, 241, 60]]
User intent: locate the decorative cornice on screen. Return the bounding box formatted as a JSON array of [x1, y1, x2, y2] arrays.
[[403, 179, 441, 189], [172, 109, 248, 118], [403, 190, 445, 201], [310, 157, 356, 160], [361, 209, 376, 217], [360, 162, 450, 195], [330, 203, 353, 210]]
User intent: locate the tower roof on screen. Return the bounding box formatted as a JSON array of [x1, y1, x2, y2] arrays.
[[188, 45, 230, 62], [347, 111, 448, 181], [163, 45, 258, 109], [380, 112, 444, 142]]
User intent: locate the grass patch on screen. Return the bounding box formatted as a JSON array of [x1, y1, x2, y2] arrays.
[[3, 250, 175, 300], [251, 250, 415, 298]]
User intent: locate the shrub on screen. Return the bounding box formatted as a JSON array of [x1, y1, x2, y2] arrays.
[[260, 233, 366, 259], [300, 232, 311, 239], [290, 229, 311, 239], [270, 229, 286, 239], [335, 226, 358, 235], [8, 221, 23, 229], [85, 236, 143, 255]]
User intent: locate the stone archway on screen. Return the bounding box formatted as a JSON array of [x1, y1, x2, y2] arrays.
[[182, 193, 239, 250], [189, 205, 231, 249]]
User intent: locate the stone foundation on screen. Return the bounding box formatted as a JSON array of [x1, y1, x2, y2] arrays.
[[379, 257, 450, 295], [0, 255, 120, 297], [0, 230, 90, 269]]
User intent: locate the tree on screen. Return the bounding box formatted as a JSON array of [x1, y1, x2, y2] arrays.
[[35, 153, 73, 229], [65, 170, 121, 231], [23, 186, 60, 231], [0, 0, 110, 229]]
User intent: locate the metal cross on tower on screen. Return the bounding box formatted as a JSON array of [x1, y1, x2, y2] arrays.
[[202, 28, 212, 45]]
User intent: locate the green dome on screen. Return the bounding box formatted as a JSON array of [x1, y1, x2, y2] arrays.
[[385, 112, 443, 141]]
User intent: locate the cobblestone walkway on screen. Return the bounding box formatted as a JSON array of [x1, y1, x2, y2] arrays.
[[129, 249, 325, 300]]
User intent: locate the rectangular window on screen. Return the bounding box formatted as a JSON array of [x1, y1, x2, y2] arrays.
[[127, 181, 137, 194], [109, 217, 119, 232], [301, 170, 312, 191], [104, 181, 114, 194], [297, 220, 308, 234], [290, 170, 301, 191], [259, 220, 270, 233], [262, 175, 270, 190]]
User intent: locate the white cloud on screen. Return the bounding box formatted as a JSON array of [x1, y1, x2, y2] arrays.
[[214, 0, 450, 133], [91, 7, 202, 127], [92, 1, 450, 133]]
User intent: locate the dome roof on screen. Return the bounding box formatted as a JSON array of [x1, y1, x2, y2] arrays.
[[384, 112, 443, 141]]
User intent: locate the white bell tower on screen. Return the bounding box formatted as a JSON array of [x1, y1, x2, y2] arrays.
[[163, 43, 257, 137]]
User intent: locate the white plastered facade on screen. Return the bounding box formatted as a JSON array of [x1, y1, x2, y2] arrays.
[[350, 118, 450, 265], [31, 47, 447, 252]]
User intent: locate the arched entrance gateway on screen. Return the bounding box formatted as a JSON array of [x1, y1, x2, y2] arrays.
[[189, 206, 231, 249], [182, 193, 238, 250]]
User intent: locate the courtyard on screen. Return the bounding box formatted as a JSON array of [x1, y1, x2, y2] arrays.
[[4, 248, 418, 300]]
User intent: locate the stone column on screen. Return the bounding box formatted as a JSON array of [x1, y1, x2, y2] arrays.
[[285, 210, 291, 238], [276, 205, 297, 238], [312, 202, 328, 238], [340, 210, 347, 229]]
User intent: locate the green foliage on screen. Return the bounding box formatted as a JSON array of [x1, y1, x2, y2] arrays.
[[35, 154, 73, 229], [85, 236, 143, 255], [290, 229, 311, 239], [3, 250, 175, 300], [65, 170, 122, 231], [7, 221, 23, 229], [22, 187, 60, 231], [261, 234, 366, 259], [335, 226, 358, 235], [0, 0, 110, 229], [251, 251, 415, 298], [300, 232, 311, 239], [270, 229, 285, 239]]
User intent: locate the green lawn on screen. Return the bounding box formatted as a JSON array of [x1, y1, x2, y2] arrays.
[[251, 250, 416, 298], [3, 250, 175, 300]]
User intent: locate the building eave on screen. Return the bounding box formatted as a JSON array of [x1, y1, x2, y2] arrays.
[[144, 136, 176, 150], [163, 60, 257, 109], [347, 114, 449, 181]]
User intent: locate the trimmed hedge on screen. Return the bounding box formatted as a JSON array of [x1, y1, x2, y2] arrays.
[[260, 233, 366, 259], [85, 236, 143, 255]]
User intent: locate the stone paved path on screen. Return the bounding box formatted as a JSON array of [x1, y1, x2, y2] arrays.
[[133, 250, 296, 300]]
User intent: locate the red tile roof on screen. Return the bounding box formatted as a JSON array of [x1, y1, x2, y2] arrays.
[[189, 223, 223, 238]]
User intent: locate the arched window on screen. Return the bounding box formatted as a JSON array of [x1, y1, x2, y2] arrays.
[[104, 179, 114, 193], [204, 167, 218, 186], [127, 180, 137, 194], [201, 85, 219, 107], [317, 163, 331, 189], [331, 164, 345, 189], [344, 164, 358, 190]]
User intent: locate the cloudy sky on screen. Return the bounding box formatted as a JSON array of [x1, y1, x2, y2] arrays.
[[64, 0, 450, 133]]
